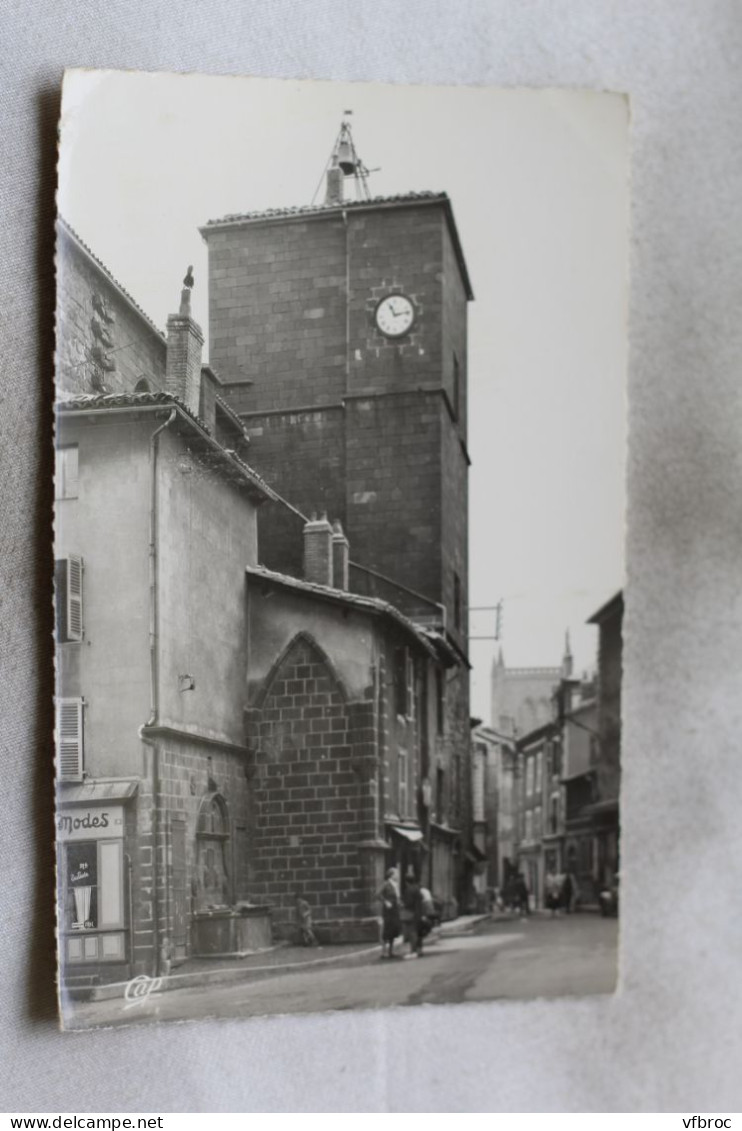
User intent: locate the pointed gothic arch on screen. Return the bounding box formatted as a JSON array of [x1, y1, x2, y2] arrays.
[[255, 630, 349, 709]]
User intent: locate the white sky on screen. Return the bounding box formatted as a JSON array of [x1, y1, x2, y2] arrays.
[[59, 72, 628, 722]]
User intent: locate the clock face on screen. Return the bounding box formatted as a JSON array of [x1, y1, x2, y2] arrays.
[[375, 294, 415, 338]]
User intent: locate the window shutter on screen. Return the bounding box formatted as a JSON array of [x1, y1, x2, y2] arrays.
[[66, 555, 83, 642], [55, 555, 83, 643], [57, 698, 84, 782]]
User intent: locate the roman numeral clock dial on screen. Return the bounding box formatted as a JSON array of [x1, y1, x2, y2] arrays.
[[375, 293, 415, 338]]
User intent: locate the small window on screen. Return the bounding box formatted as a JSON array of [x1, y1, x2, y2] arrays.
[[55, 445, 79, 500], [435, 766, 445, 824], [525, 756, 534, 796], [525, 810, 533, 843], [452, 353, 460, 422], [398, 749, 408, 818], [394, 647, 414, 718], [55, 555, 83, 642], [57, 697, 84, 782], [535, 750, 543, 794], [550, 794, 559, 834], [435, 669, 445, 735]]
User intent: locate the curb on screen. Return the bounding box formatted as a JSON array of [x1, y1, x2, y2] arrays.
[[87, 943, 382, 1002]]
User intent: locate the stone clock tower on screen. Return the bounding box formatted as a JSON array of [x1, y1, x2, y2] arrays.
[[200, 181, 473, 663]]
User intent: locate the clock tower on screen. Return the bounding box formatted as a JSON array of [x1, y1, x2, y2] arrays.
[[200, 175, 473, 663]]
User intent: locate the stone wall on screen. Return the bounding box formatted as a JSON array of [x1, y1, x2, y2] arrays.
[[56, 226, 167, 397], [244, 634, 380, 943]]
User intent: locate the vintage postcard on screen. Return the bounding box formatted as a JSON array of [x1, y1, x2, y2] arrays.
[[54, 72, 627, 1028]]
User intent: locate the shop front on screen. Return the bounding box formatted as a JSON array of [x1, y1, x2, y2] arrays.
[[56, 781, 137, 984]]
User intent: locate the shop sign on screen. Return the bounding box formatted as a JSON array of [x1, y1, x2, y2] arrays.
[[56, 805, 124, 841]]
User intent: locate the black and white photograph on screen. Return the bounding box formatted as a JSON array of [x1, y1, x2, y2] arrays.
[[54, 71, 627, 1030]]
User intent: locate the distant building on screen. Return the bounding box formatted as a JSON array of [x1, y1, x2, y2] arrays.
[[505, 599, 622, 911], [491, 648, 562, 738], [470, 724, 516, 904]]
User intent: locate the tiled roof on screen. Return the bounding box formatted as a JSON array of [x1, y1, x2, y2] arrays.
[[56, 392, 276, 501], [246, 564, 440, 658], [203, 191, 449, 228], [57, 217, 167, 342]]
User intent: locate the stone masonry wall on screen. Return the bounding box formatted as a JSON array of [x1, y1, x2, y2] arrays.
[[345, 392, 442, 608], [206, 218, 348, 403], [244, 635, 379, 943], [57, 227, 167, 397]]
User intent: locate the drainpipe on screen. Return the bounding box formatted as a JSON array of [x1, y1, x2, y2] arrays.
[[141, 407, 176, 976], [342, 209, 350, 398]]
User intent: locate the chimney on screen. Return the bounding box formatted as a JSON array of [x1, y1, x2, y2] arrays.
[[331, 520, 349, 589], [303, 512, 334, 587], [561, 629, 574, 678], [325, 159, 343, 206], [166, 279, 204, 416]]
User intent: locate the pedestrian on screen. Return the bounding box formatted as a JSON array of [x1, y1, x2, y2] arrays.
[[377, 866, 402, 959], [545, 871, 560, 917], [419, 884, 436, 936], [295, 892, 318, 947], [516, 872, 530, 917], [402, 872, 426, 957]]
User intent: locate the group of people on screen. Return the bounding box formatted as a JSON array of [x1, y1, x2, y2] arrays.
[[378, 866, 435, 959], [293, 869, 435, 957]]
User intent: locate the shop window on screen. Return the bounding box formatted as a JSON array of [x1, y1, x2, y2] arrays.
[[55, 554, 83, 643], [55, 445, 79, 500], [56, 698, 84, 781], [196, 793, 230, 910]]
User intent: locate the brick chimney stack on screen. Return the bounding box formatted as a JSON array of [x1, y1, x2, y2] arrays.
[[166, 280, 204, 416], [325, 159, 343, 206], [331, 520, 349, 589], [303, 513, 334, 587]]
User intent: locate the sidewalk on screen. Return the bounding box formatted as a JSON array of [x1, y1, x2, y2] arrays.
[[436, 912, 492, 937], [86, 911, 509, 1002], [89, 940, 381, 1002]]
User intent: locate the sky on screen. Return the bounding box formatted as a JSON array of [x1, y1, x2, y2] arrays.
[[59, 72, 628, 722]]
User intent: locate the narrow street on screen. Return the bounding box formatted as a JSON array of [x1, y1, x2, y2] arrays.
[[68, 913, 618, 1029]]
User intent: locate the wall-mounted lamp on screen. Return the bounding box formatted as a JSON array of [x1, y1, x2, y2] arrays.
[[178, 674, 195, 693]]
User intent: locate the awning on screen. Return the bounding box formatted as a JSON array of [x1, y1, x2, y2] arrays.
[[389, 825, 424, 843], [57, 780, 139, 807]]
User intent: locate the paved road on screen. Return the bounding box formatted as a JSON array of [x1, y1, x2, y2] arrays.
[[67, 914, 618, 1029]]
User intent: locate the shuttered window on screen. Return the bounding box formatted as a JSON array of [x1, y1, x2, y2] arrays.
[[57, 698, 84, 782], [55, 555, 83, 642]]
